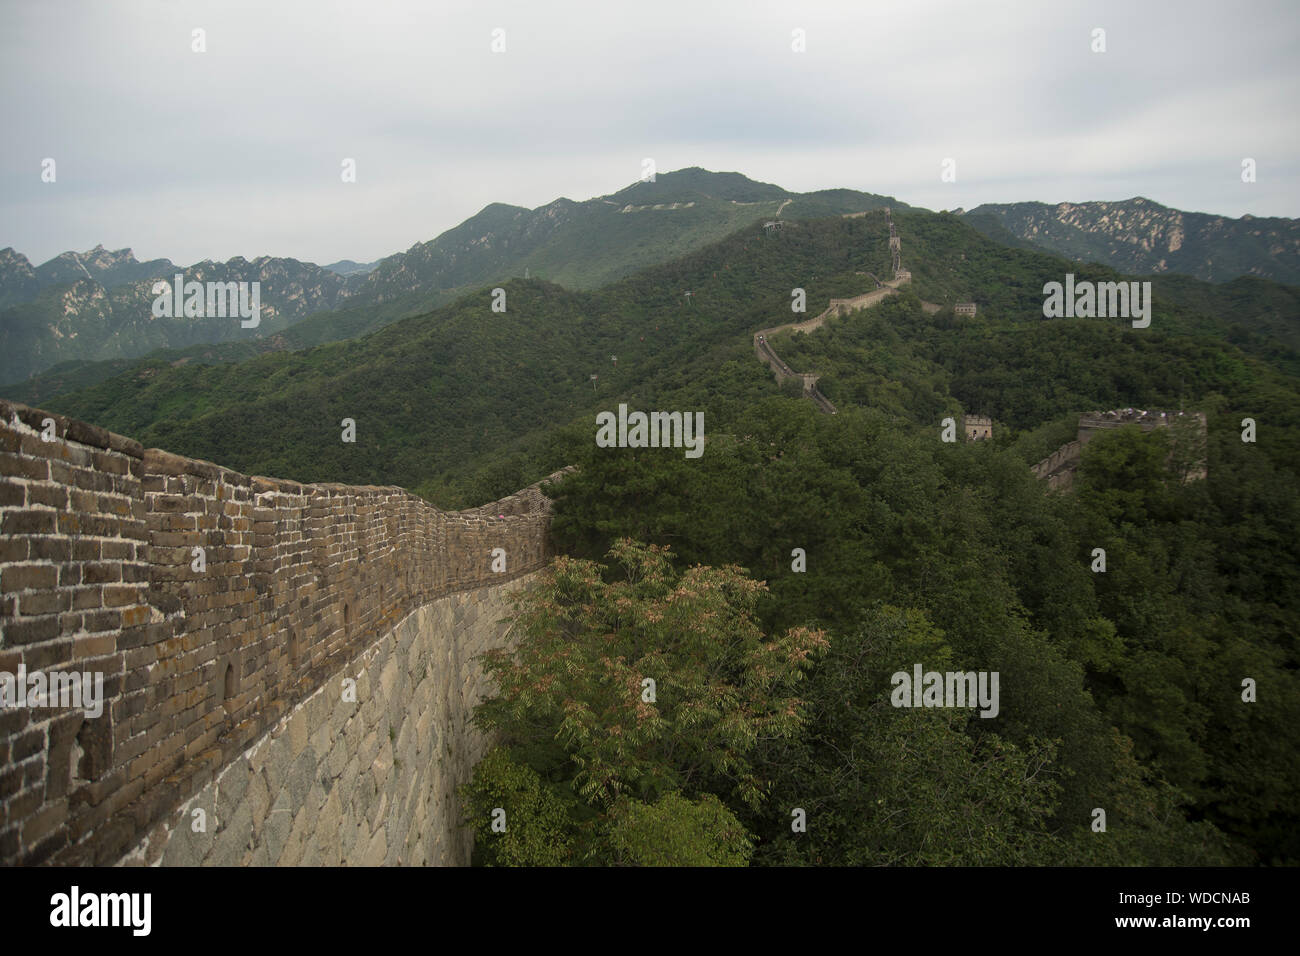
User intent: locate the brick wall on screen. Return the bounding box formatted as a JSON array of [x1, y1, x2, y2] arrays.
[[0, 399, 565, 865], [1030, 409, 1209, 492], [1030, 440, 1082, 480], [120, 574, 545, 867]]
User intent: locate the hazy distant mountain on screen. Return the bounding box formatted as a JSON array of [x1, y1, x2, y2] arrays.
[[322, 259, 379, 276], [961, 198, 1300, 285], [31, 206, 1300, 500], [0, 256, 361, 385], [0, 245, 176, 310], [17, 170, 1299, 391], [0, 169, 903, 384], [0, 248, 39, 309], [353, 167, 902, 301]]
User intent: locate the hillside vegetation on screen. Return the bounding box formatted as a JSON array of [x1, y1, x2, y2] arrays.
[[0, 168, 903, 387], [28, 208, 1300, 866]]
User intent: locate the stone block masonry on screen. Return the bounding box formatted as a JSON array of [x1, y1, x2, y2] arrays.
[[0, 399, 566, 865], [120, 578, 540, 866]]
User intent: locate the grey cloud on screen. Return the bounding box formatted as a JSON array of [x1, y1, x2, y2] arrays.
[[1, 0, 1296, 266]]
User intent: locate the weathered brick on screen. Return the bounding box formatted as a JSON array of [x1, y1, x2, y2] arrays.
[[22, 799, 68, 848], [19, 639, 73, 673], [150, 531, 194, 548], [121, 564, 149, 584], [25, 829, 70, 864], [20, 590, 70, 616], [57, 513, 121, 537], [1, 564, 57, 591], [71, 539, 100, 561], [0, 616, 60, 645], [82, 563, 121, 585], [0, 766, 23, 801], [26, 484, 68, 509], [29, 538, 72, 562], [0, 828, 18, 861], [91, 451, 129, 475], [69, 468, 113, 493], [152, 496, 192, 514], [103, 586, 144, 608], [0, 452, 49, 481], [73, 632, 118, 659], [120, 605, 150, 628], [100, 541, 134, 560], [0, 537, 27, 562], [2, 509, 56, 535], [72, 586, 104, 611], [11, 729, 46, 763], [60, 417, 113, 450]]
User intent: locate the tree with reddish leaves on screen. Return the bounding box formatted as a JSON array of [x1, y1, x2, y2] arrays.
[[462, 538, 827, 865]]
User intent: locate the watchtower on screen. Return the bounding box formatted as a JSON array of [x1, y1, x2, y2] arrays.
[[963, 414, 993, 441]]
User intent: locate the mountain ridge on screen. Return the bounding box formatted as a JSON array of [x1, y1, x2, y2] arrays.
[[962, 196, 1300, 284], [0, 169, 904, 384], [6, 169, 1296, 389]]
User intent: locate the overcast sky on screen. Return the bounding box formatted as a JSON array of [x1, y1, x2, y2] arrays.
[[2, 0, 1297, 267]]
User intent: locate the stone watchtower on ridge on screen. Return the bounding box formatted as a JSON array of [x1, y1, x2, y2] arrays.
[[964, 415, 993, 441]]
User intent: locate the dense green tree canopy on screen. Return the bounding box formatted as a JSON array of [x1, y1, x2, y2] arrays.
[[22, 206, 1299, 866], [462, 540, 825, 865]]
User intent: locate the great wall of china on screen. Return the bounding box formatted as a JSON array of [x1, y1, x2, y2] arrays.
[[5, 207, 952, 868], [753, 208, 916, 416], [0, 397, 566, 866], [1, 213, 1212, 869], [750, 213, 1205, 486], [1031, 409, 1209, 491]]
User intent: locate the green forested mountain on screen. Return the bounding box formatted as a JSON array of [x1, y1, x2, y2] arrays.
[[0, 256, 365, 386], [24, 207, 1300, 866], [0, 286, 482, 408], [32, 207, 1300, 497], [12, 172, 1294, 402], [0, 168, 902, 388], [357, 167, 815, 297], [963, 197, 1300, 285], [33, 214, 897, 493]]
